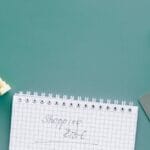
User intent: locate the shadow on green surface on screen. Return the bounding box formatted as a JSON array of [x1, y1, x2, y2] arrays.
[[0, 92, 13, 150]]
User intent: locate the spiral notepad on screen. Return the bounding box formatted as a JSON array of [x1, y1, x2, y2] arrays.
[[9, 92, 138, 150]]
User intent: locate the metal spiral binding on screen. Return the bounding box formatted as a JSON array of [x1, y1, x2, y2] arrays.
[[15, 91, 134, 112]]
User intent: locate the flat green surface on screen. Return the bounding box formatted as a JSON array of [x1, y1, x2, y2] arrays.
[[0, 0, 150, 149]]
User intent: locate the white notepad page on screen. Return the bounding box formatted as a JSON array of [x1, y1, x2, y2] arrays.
[[9, 92, 138, 150]]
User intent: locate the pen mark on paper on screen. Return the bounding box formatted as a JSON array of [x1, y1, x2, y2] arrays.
[[42, 114, 82, 130], [35, 140, 98, 146], [63, 128, 87, 140], [39, 114, 98, 146]]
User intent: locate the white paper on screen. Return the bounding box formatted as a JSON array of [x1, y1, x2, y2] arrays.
[[9, 94, 138, 150]]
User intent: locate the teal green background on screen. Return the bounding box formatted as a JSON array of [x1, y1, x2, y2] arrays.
[[0, 0, 150, 149]]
